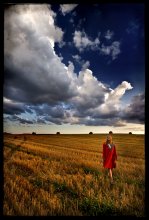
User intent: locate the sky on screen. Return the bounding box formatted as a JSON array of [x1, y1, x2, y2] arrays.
[[4, 3, 145, 134]]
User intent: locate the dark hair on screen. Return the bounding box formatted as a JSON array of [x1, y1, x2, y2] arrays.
[[109, 131, 113, 134]]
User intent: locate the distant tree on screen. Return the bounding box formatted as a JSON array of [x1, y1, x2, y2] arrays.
[[56, 132, 60, 135], [24, 136, 27, 141], [89, 132, 93, 134], [14, 136, 17, 139], [32, 132, 36, 135], [129, 132, 132, 134]]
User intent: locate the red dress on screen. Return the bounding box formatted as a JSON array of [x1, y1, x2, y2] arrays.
[[103, 143, 117, 169]]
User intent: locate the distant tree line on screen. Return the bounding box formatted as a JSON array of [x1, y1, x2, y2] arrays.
[[32, 132, 36, 135]]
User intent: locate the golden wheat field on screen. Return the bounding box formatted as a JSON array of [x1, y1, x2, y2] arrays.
[[3, 133, 145, 216]]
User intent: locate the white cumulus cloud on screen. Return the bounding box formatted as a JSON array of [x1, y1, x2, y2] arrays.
[[73, 30, 100, 52], [105, 30, 114, 40], [73, 30, 120, 61], [4, 4, 76, 104], [72, 54, 90, 70], [102, 81, 133, 110], [100, 41, 121, 60], [60, 4, 78, 15]]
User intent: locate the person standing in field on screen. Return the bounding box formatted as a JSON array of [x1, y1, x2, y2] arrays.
[[103, 132, 117, 184]]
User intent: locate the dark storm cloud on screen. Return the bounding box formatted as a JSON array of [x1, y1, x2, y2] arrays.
[[3, 98, 33, 115], [45, 117, 62, 125], [73, 106, 118, 119], [4, 114, 34, 124], [3, 100, 25, 115], [36, 117, 49, 124], [30, 104, 70, 118], [25, 104, 72, 125], [36, 115, 63, 125], [76, 117, 126, 127], [72, 92, 144, 127], [16, 117, 34, 124], [121, 93, 144, 124]]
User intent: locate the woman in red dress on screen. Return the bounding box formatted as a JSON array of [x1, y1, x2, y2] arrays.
[[103, 134, 117, 184]]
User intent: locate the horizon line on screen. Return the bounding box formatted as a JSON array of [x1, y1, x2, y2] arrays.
[[4, 132, 144, 135]]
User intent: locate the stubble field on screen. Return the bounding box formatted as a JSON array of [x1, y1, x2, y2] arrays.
[[3, 133, 145, 216]]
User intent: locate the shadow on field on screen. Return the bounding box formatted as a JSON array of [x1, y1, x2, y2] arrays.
[[28, 176, 126, 216], [79, 197, 121, 216], [4, 141, 25, 161]]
